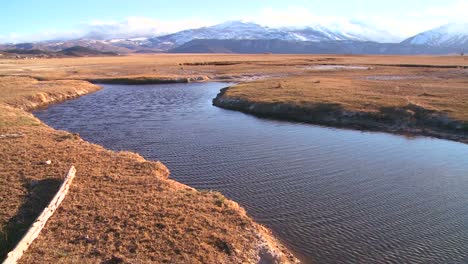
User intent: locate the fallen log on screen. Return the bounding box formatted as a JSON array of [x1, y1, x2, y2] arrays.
[[3, 166, 77, 264]]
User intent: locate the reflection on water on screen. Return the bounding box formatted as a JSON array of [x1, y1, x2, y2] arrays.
[[35, 82, 468, 264]]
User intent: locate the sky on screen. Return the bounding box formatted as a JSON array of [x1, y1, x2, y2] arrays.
[[1, 0, 467, 43]]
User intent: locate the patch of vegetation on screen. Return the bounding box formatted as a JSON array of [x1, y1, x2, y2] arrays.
[[58, 46, 118, 57], [0, 114, 41, 128], [214, 72, 468, 143], [211, 237, 233, 255], [0, 178, 62, 261], [214, 194, 226, 208], [55, 133, 80, 142]]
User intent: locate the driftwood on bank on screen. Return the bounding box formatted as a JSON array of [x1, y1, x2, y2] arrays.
[[3, 166, 77, 264]]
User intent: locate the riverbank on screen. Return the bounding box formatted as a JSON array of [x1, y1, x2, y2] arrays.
[[0, 76, 298, 263], [213, 74, 468, 144], [1, 54, 467, 262]]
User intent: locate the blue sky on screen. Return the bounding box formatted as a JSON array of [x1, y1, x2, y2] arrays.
[[2, 0, 467, 43]]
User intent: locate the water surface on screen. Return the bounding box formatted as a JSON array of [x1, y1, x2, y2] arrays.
[[35, 82, 468, 264]]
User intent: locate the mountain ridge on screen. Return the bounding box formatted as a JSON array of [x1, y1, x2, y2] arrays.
[[146, 21, 364, 51], [169, 39, 461, 55], [1, 21, 467, 55], [402, 23, 468, 52]]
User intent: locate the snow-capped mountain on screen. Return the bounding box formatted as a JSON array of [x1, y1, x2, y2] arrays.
[[2, 21, 467, 55], [286, 25, 364, 42], [0, 39, 135, 53], [148, 21, 362, 50], [402, 23, 468, 50]]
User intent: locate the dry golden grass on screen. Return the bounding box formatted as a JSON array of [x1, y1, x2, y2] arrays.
[[0, 76, 101, 111], [1, 127, 294, 263], [0, 53, 466, 81], [225, 69, 468, 121], [216, 64, 468, 142], [1, 54, 467, 263], [0, 75, 296, 263]]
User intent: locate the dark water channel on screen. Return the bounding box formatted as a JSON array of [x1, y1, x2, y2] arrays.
[[34, 82, 468, 263]]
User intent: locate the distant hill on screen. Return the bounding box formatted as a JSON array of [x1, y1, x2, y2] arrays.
[[147, 21, 365, 51], [402, 23, 468, 53], [4, 49, 50, 55], [57, 46, 118, 56], [1, 21, 467, 55], [169, 39, 458, 55], [1, 46, 118, 58], [0, 40, 132, 54]]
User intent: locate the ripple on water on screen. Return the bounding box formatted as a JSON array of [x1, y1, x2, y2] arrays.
[[34, 82, 468, 264]]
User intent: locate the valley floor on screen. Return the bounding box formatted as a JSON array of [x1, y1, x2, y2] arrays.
[[0, 75, 297, 263], [0, 53, 467, 263], [213, 64, 468, 144], [2, 53, 462, 143]]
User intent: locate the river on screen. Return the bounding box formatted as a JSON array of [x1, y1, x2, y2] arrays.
[[34, 82, 468, 263]]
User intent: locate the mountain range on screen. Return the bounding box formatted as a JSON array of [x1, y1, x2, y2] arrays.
[[402, 23, 468, 51], [1, 21, 467, 55]]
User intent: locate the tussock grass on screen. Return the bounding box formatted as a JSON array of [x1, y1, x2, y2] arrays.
[[211, 58, 467, 142], [1, 53, 466, 262], [0, 54, 466, 81], [0, 76, 101, 111], [225, 74, 468, 122], [0, 69, 296, 263]]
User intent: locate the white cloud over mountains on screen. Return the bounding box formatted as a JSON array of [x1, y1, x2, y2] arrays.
[[83, 17, 212, 40], [1, 1, 467, 43], [247, 2, 467, 42], [0, 17, 212, 43], [247, 7, 401, 42]]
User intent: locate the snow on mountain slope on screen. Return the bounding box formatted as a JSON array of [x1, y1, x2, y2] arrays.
[[403, 23, 468, 49], [150, 21, 297, 47], [287, 25, 364, 42], [5, 20, 466, 54], [149, 21, 362, 49]]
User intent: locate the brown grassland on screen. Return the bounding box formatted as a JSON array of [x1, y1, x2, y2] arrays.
[[0, 53, 467, 263], [214, 64, 468, 142]]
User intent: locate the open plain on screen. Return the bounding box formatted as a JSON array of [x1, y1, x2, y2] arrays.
[[1, 54, 467, 263]]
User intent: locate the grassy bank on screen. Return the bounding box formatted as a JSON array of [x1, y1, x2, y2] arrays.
[[0, 76, 298, 263], [1, 54, 467, 262], [213, 72, 468, 143]]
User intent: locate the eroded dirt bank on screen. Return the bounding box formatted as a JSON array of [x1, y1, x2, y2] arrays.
[[0, 76, 298, 263]]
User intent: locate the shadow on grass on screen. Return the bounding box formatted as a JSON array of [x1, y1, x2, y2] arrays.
[[0, 178, 62, 261]]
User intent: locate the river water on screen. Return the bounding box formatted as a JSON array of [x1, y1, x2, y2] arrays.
[[34, 82, 468, 263]]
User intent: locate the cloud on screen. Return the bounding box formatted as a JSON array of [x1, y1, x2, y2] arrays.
[[241, 2, 468, 42], [1, 1, 467, 43], [249, 7, 318, 28], [82, 17, 212, 39], [424, 0, 468, 20], [0, 17, 213, 43], [0, 30, 83, 43], [242, 7, 401, 42], [363, 0, 468, 37]]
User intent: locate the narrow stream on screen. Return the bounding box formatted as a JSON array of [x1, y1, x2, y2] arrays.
[[34, 82, 468, 264]]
